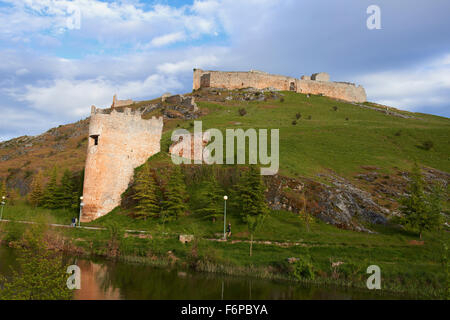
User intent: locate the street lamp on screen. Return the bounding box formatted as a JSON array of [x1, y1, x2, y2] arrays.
[[0, 196, 5, 221], [223, 195, 228, 240], [78, 196, 83, 227]]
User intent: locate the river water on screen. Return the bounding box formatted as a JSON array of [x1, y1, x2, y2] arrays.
[[0, 246, 408, 300]]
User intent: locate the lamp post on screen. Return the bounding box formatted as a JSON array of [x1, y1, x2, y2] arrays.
[[0, 196, 5, 221], [78, 196, 83, 227], [223, 195, 228, 240]]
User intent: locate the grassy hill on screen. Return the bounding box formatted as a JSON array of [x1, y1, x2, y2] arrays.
[[1, 89, 449, 298]]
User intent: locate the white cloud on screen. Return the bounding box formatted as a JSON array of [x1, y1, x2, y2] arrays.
[[357, 54, 450, 112], [9, 74, 184, 118], [150, 31, 186, 47]]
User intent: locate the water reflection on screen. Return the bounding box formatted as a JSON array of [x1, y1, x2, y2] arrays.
[[0, 246, 404, 300]]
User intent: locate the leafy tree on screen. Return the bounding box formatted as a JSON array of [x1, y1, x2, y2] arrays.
[[246, 214, 266, 257], [398, 164, 443, 239], [197, 173, 224, 222], [161, 166, 188, 221], [237, 165, 268, 220], [28, 172, 44, 207], [0, 224, 73, 300], [133, 163, 161, 220]]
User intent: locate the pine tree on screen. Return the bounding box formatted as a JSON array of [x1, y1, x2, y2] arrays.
[[28, 172, 44, 207], [161, 166, 188, 221], [59, 169, 75, 210], [197, 173, 224, 222], [399, 164, 443, 239], [133, 163, 161, 220], [42, 167, 61, 209], [237, 165, 268, 221]]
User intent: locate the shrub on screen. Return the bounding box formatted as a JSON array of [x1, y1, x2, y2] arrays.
[[345, 117, 349, 121], [280, 97, 285, 103], [295, 113, 301, 119], [332, 106, 338, 111], [292, 255, 315, 280], [394, 130, 402, 137], [238, 108, 247, 116], [292, 120, 297, 125], [338, 261, 362, 279], [421, 140, 434, 151], [307, 115, 312, 120]]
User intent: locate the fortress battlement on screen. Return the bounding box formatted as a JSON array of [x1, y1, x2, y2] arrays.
[[193, 69, 366, 103], [81, 105, 163, 222]]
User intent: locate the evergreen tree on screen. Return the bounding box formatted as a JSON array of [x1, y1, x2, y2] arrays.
[[133, 163, 161, 220], [28, 172, 44, 207], [42, 167, 61, 209], [197, 173, 224, 222], [161, 166, 188, 221], [398, 164, 443, 239], [237, 165, 268, 221], [59, 169, 75, 210]]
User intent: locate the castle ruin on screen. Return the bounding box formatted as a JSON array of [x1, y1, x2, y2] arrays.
[[80, 68, 367, 222], [81, 106, 163, 222], [193, 69, 366, 103], [111, 94, 133, 108]]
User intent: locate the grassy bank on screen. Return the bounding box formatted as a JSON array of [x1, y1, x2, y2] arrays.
[[1, 204, 448, 299]]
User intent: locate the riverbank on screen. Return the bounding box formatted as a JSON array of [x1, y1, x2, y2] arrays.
[[0, 205, 448, 300]]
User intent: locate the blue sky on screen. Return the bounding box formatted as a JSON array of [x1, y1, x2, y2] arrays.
[[0, 0, 449, 141]]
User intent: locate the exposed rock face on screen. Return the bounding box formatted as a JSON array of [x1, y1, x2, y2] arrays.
[[193, 69, 366, 103], [81, 106, 163, 222], [162, 94, 198, 112], [265, 174, 388, 232]]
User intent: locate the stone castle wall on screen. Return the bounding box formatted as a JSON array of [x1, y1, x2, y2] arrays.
[[81, 106, 163, 222], [297, 80, 366, 103], [193, 69, 366, 103], [194, 69, 298, 91]]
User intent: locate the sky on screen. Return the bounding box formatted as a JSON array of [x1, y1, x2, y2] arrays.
[[0, 0, 449, 141]]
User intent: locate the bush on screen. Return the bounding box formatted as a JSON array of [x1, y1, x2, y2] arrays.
[[338, 261, 362, 279], [292, 255, 315, 280], [295, 113, 301, 119], [421, 140, 434, 151], [307, 115, 312, 120], [238, 108, 247, 116], [292, 120, 297, 125], [280, 97, 285, 103], [394, 130, 402, 137], [332, 106, 338, 111]]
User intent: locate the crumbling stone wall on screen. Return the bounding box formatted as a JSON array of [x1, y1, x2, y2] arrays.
[[194, 69, 297, 92], [81, 106, 163, 222], [297, 80, 366, 103], [193, 69, 366, 103], [111, 94, 133, 108]]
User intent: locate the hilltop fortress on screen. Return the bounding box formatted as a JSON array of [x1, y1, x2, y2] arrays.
[[193, 69, 367, 103], [81, 69, 367, 221]]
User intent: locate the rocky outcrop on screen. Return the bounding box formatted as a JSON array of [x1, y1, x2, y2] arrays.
[[265, 174, 389, 232]]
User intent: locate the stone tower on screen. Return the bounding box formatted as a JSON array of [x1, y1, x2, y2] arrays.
[[81, 106, 163, 222]]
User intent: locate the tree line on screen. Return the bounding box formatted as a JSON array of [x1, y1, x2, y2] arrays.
[[27, 167, 84, 211], [132, 163, 268, 223]]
